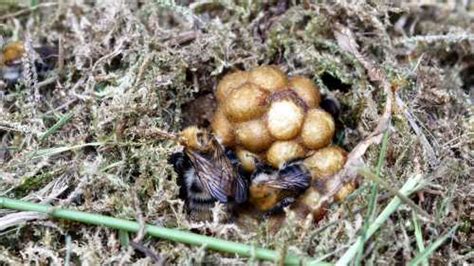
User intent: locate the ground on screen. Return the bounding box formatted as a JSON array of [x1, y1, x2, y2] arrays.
[[0, 1, 472, 265]]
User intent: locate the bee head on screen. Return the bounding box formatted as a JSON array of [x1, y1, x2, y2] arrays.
[[178, 126, 211, 151]]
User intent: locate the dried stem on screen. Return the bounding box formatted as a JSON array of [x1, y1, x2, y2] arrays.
[[310, 23, 395, 215]]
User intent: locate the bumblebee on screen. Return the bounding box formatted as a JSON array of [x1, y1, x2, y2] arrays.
[[168, 127, 248, 220], [1, 41, 58, 85], [249, 160, 311, 214]]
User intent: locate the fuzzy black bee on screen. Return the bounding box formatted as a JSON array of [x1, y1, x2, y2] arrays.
[[248, 160, 311, 214], [1, 41, 58, 85], [169, 130, 248, 220]]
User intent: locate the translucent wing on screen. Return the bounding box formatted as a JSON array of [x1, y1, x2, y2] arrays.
[[261, 164, 310, 193], [185, 149, 230, 203], [233, 172, 248, 203], [223, 148, 248, 203], [209, 137, 248, 203], [184, 135, 248, 203], [209, 137, 234, 179]]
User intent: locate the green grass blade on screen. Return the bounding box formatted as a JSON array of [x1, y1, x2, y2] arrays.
[[0, 197, 308, 264], [412, 212, 428, 266], [119, 230, 130, 248], [408, 225, 459, 266], [336, 174, 423, 265], [375, 130, 390, 176], [355, 130, 390, 264], [27, 142, 103, 160], [39, 112, 74, 141], [358, 168, 431, 220]]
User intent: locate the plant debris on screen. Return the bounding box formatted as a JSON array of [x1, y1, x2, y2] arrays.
[[0, 1, 472, 264]]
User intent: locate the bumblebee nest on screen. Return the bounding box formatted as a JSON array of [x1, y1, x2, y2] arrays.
[[211, 65, 354, 216], [0, 1, 472, 265]]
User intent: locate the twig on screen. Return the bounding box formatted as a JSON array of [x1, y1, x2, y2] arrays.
[[65, 235, 72, 266], [169, 31, 199, 46], [309, 24, 395, 215], [395, 34, 474, 45], [0, 211, 46, 231], [44, 99, 78, 115], [0, 2, 58, 20], [57, 36, 64, 73], [142, 128, 178, 141], [130, 241, 163, 265], [37, 75, 58, 88], [90, 40, 124, 73], [134, 55, 151, 86], [395, 94, 439, 167]]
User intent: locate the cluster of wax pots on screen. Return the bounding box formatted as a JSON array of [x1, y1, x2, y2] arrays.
[[211, 65, 356, 219]]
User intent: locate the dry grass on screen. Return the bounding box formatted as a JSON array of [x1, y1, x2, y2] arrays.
[[0, 1, 472, 264]]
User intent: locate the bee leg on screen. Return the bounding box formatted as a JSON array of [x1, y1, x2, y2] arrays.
[[278, 197, 296, 209], [225, 203, 244, 223], [265, 197, 296, 216]]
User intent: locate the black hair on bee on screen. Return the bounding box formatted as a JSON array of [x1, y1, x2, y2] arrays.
[[249, 160, 311, 214], [320, 94, 346, 144], [277, 161, 312, 192], [168, 151, 192, 202], [320, 95, 341, 120], [168, 138, 248, 218], [1, 43, 58, 85]]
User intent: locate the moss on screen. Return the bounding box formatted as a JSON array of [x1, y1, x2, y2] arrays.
[[0, 1, 472, 264], [12, 170, 62, 198]]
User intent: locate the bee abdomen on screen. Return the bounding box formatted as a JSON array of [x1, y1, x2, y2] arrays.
[[186, 175, 217, 212], [188, 195, 217, 211], [189, 180, 203, 193]]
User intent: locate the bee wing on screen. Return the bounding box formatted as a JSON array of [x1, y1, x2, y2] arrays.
[[277, 165, 311, 192], [233, 173, 248, 203], [209, 137, 234, 172], [222, 148, 249, 203], [185, 148, 232, 203], [259, 179, 293, 190], [262, 165, 310, 193], [209, 138, 248, 202]]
